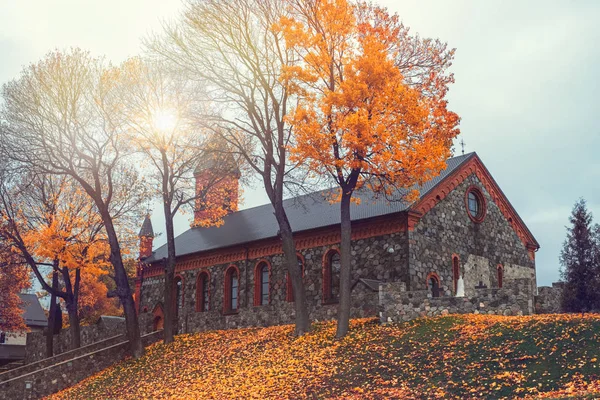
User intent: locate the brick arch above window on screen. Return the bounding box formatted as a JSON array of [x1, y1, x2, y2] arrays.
[[254, 260, 271, 306], [497, 264, 504, 288], [224, 265, 240, 314], [426, 272, 441, 298], [452, 254, 460, 294], [152, 303, 164, 331], [464, 185, 487, 223], [196, 270, 211, 312], [323, 248, 341, 304]]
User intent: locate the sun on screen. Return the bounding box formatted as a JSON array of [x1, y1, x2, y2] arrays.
[[151, 108, 178, 133]]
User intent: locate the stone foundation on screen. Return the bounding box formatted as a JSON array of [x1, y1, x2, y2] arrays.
[[380, 278, 533, 323]]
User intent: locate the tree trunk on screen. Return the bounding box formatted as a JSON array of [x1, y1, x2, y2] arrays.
[[336, 190, 353, 338], [103, 212, 144, 358], [274, 203, 311, 335], [161, 150, 177, 344], [62, 266, 81, 350], [45, 270, 59, 358]]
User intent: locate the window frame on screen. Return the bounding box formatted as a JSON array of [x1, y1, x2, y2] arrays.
[[224, 265, 240, 314], [196, 271, 211, 312], [323, 248, 341, 304], [426, 272, 441, 298], [254, 260, 271, 306], [497, 264, 504, 288], [452, 255, 460, 294], [464, 185, 487, 223]]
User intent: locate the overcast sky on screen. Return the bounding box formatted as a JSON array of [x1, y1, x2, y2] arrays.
[[2, 0, 599, 287]]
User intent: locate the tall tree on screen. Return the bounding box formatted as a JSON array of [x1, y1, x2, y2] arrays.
[[116, 58, 241, 343], [0, 49, 147, 357], [280, 0, 460, 337], [0, 171, 114, 351], [560, 199, 598, 313], [147, 0, 312, 335]]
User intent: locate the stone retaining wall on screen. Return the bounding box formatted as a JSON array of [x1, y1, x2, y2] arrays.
[[0, 333, 125, 384], [0, 330, 162, 400], [25, 317, 126, 364], [535, 282, 564, 314], [379, 278, 533, 323]]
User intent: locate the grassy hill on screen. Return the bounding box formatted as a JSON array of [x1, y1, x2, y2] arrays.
[[48, 314, 600, 399]]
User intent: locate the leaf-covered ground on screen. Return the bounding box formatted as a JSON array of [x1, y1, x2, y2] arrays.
[[48, 314, 600, 399]]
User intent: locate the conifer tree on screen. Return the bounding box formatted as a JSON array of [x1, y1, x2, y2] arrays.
[[560, 198, 599, 313]]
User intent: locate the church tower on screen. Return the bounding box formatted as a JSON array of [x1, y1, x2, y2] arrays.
[[193, 153, 241, 227], [138, 213, 154, 259], [135, 214, 154, 314]]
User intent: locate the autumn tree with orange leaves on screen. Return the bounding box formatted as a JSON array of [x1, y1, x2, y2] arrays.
[[0, 242, 30, 332], [0, 49, 148, 358], [280, 0, 460, 337], [0, 171, 119, 353], [116, 58, 242, 344]]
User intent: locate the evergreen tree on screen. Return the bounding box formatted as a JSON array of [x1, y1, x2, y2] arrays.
[[560, 199, 598, 312]]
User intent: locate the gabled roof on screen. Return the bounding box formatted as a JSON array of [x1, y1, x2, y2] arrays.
[[17, 293, 48, 328], [146, 153, 475, 263]]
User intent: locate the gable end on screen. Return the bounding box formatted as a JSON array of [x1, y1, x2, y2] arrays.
[[411, 154, 539, 254]]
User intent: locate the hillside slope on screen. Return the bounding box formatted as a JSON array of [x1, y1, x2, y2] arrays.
[[48, 315, 600, 399]]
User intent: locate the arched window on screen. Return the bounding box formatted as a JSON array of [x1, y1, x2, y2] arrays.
[[286, 255, 305, 302], [254, 261, 270, 306], [497, 264, 504, 288], [224, 266, 239, 313], [196, 271, 210, 312], [323, 249, 341, 303], [426, 273, 440, 298], [452, 256, 460, 293], [173, 275, 184, 317], [152, 304, 164, 331]]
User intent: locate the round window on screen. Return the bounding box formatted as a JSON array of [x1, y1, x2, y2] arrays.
[[465, 187, 485, 222]]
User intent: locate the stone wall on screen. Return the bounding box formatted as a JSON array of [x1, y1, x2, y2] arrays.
[[380, 278, 534, 323], [0, 330, 162, 400], [138, 231, 404, 335], [0, 333, 125, 384], [408, 174, 536, 295], [535, 282, 564, 314], [25, 317, 125, 364]]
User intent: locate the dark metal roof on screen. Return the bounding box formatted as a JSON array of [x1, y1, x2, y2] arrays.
[[146, 153, 475, 263], [139, 214, 154, 238], [17, 294, 48, 328]]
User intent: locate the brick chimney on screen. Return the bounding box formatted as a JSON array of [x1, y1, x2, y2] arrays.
[[138, 214, 154, 259], [193, 153, 240, 227]]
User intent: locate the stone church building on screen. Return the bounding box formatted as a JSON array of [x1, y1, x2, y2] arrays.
[[135, 152, 539, 333]]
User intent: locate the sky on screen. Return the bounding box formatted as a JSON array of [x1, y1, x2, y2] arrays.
[[1, 0, 599, 287]]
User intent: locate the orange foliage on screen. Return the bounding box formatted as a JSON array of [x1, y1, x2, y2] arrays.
[[0, 250, 30, 332], [278, 0, 460, 198], [19, 181, 118, 322]]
